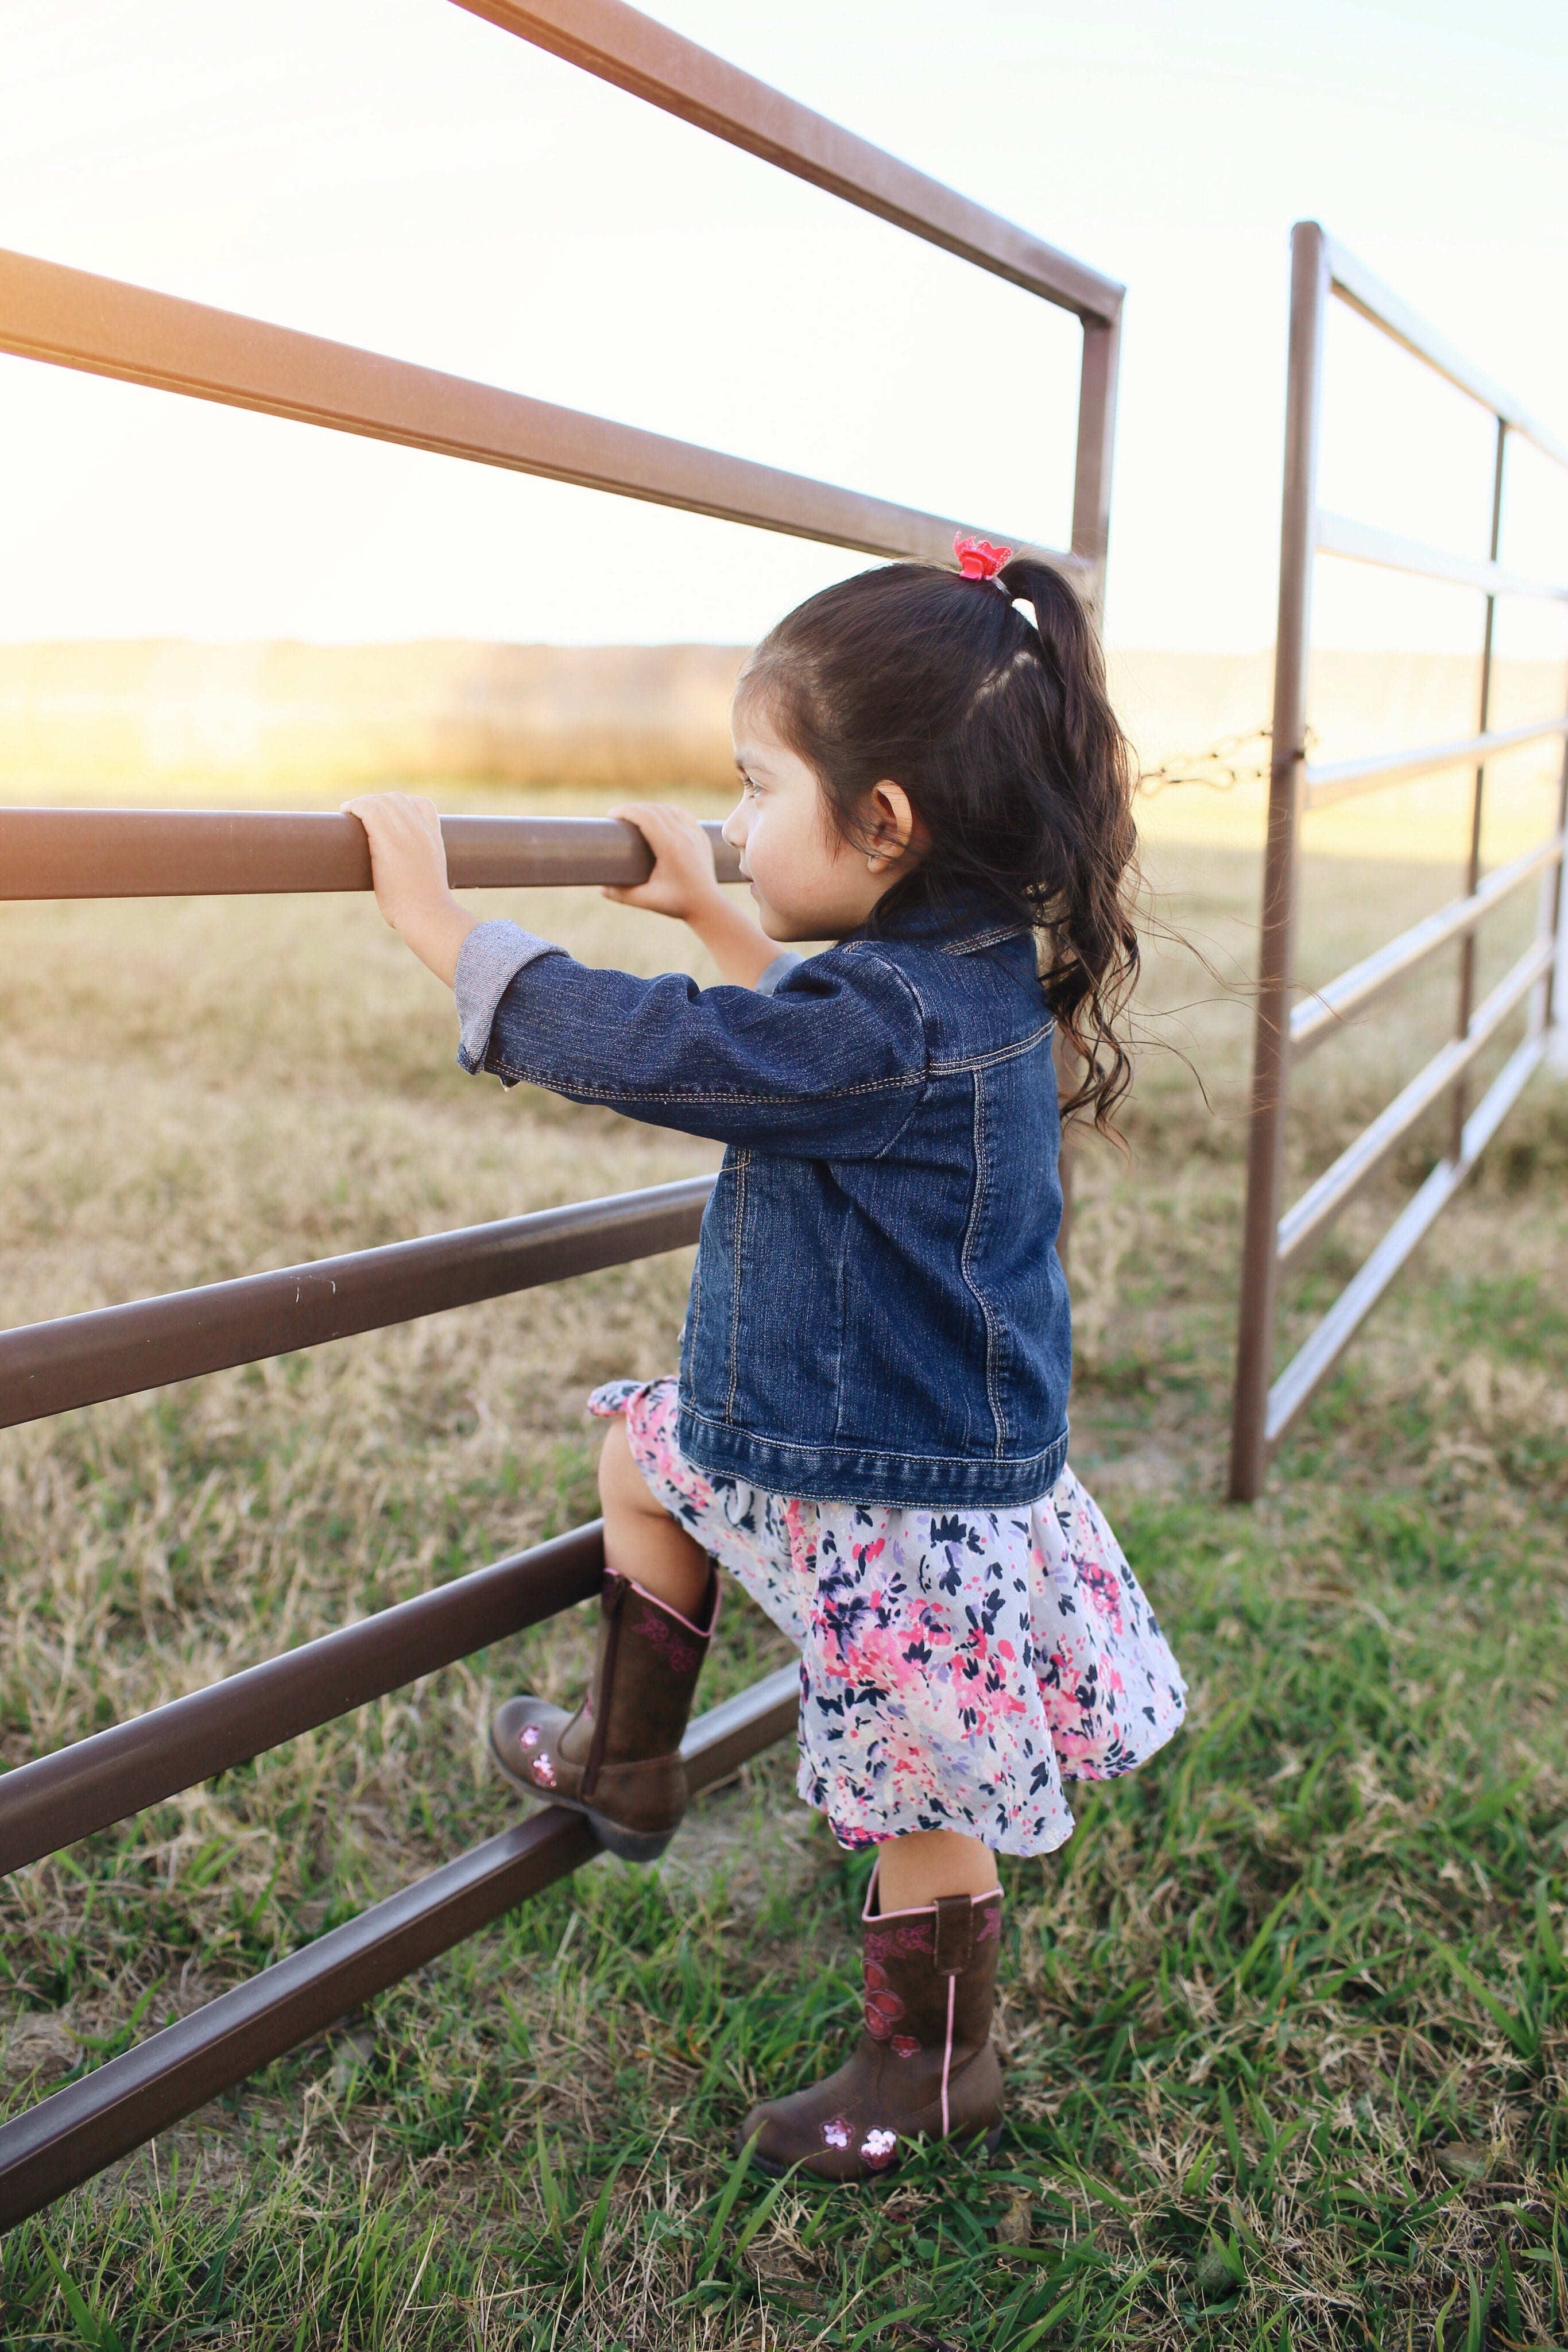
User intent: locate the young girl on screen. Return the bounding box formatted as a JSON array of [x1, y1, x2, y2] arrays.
[[346, 540, 1186, 2183]]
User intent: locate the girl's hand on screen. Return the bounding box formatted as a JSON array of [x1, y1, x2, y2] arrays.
[[342, 792, 478, 987], [605, 800, 781, 990], [603, 802, 728, 922]]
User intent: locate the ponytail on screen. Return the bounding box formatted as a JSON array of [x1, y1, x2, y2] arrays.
[[737, 558, 1142, 1139], [997, 560, 1140, 1135]]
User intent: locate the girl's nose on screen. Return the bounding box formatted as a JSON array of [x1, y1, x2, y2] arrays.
[[721, 803, 748, 849]]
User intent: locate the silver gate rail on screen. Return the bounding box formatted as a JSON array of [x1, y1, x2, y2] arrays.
[[1229, 220, 1568, 1500]]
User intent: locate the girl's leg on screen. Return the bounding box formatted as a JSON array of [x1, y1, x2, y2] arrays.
[[740, 1821, 1005, 2179], [488, 1415, 715, 1858], [597, 1417, 710, 1619], [876, 1828, 1000, 1910]]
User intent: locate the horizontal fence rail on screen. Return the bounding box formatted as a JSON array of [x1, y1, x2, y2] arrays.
[[1316, 509, 1568, 603], [455, 0, 1122, 322], [1276, 937, 1554, 1268], [1325, 233, 1568, 470], [1290, 832, 1565, 1055], [0, 809, 742, 901], [0, 1661, 800, 2230], [2, 0, 1123, 2223], [453, 0, 1125, 585], [1264, 1034, 1547, 1450], [1304, 714, 1568, 810], [1229, 218, 1568, 1500], [0, 247, 1077, 584], [0, 1524, 606, 1876], [0, 1177, 714, 1429]]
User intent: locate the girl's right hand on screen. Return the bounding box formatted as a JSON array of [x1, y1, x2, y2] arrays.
[[604, 802, 727, 923]]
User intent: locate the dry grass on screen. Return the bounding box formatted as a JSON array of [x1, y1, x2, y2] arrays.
[[1, 797, 1566, 2348]]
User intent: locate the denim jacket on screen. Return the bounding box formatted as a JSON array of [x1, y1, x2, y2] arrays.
[[455, 895, 1070, 1508]]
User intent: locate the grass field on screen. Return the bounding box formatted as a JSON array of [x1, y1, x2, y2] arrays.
[[1, 794, 1566, 2349]]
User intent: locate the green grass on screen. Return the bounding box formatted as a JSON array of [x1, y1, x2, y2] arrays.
[[2, 823, 1566, 2347]]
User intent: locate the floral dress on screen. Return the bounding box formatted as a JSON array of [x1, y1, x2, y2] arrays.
[[591, 1377, 1186, 1860]]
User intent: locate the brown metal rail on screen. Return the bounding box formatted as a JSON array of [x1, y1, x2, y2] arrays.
[[0, 1661, 800, 2229], [0, 247, 1074, 586], [450, 0, 1124, 581], [1, 1525, 605, 1877], [0, 808, 741, 900], [0, 0, 1121, 2220], [1229, 221, 1568, 1498], [0, 1174, 713, 1430], [454, 0, 1121, 319]]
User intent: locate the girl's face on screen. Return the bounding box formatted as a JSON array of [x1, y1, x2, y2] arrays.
[[725, 705, 922, 942]]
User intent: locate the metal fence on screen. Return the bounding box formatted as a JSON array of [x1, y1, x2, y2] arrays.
[[0, 0, 1122, 2226], [1229, 220, 1568, 1502]]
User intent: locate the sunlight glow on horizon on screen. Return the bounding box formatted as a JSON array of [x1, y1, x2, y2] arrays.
[[2, 0, 1566, 660]]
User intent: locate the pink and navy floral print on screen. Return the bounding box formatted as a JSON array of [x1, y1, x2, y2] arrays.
[[590, 1378, 1186, 1860]]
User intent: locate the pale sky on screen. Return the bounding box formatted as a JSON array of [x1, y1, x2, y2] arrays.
[[3, 0, 1566, 655]]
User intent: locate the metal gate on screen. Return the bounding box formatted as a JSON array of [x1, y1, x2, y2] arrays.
[[0, 0, 1123, 2224], [1229, 219, 1568, 1502]]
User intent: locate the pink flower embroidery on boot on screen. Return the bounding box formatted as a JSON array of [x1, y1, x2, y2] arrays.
[[532, 1752, 556, 1788], [636, 1611, 699, 1672], [862, 1959, 905, 2040], [860, 2129, 898, 2168], [891, 2035, 921, 2059], [820, 2117, 851, 2149], [520, 1726, 540, 1747]]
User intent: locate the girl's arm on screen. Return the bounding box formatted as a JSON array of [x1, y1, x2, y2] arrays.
[[602, 800, 780, 989], [343, 794, 781, 992], [342, 792, 477, 985], [343, 790, 926, 1162]]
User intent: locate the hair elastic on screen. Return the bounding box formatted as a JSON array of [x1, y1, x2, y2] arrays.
[[953, 530, 1013, 582]]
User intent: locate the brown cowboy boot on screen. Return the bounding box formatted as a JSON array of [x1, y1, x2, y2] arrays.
[[490, 1564, 718, 1863], [740, 1863, 1005, 2180]]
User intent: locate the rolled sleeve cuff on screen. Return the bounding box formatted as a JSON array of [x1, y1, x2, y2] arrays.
[[755, 949, 806, 996], [454, 919, 562, 1077]]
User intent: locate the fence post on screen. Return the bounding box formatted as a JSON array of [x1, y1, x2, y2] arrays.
[[1550, 737, 1568, 1038], [1229, 222, 1330, 1502], [1072, 312, 1121, 619], [1450, 416, 1508, 1154]]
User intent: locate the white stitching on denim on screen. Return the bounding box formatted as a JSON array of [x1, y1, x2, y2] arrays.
[[725, 1151, 749, 1426], [686, 1230, 703, 1378], [959, 1066, 1008, 1459], [927, 1020, 1055, 1074], [490, 1028, 1052, 1095], [483, 1067, 922, 1104], [487, 997, 1050, 1093], [830, 1209, 850, 1441], [936, 923, 1032, 954], [676, 1404, 1068, 1470]]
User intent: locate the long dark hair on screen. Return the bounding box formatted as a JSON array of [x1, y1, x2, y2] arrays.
[[735, 559, 1141, 1136]]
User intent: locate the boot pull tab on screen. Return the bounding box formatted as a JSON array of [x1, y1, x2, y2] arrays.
[[601, 1571, 628, 1618], [932, 1894, 974, 1976]]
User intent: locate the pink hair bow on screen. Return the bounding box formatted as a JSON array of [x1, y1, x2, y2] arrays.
[[953, 530, 1013, 581]]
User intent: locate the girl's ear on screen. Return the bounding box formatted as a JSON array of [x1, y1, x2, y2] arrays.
[[864, 782, 926, 874]]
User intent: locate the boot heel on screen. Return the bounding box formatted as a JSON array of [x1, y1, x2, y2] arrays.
[[588, 1812, 677, 1864]]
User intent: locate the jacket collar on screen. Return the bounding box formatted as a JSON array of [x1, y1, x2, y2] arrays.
[[845, 886, 1031, 957]]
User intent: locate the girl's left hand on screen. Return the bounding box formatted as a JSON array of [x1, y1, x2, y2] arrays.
[[342, 792, 478, 986], [603, 802, 728, 922]]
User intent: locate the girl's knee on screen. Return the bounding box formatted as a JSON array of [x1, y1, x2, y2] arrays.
[[598, 1417, 663, 1520]]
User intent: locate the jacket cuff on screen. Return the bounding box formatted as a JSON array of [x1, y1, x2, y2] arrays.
[[755, 949, 805, 996], [454, 918, 562, 1076]]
